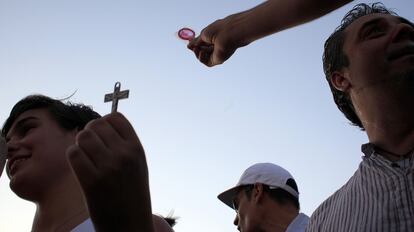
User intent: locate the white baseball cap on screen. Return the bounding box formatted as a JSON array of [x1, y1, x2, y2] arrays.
[[218, 163, 299, 209]]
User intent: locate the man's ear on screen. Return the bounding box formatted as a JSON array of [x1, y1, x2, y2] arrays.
[[330, 71, 351, 92], [253, 183, 265, 203]]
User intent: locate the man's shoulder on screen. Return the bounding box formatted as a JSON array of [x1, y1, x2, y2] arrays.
[[306, 168, 362, 232]]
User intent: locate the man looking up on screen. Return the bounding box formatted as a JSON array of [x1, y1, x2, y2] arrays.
[[218, 163, 309, 232], [307, 3, 414, 231]]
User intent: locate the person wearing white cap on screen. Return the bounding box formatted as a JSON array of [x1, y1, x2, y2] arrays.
[[218, 163, 309, 232]]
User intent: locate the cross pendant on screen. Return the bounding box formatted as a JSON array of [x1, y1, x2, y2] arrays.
[[104, 82, 130, 113]]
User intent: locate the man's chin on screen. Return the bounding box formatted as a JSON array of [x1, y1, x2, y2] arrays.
[[388, 69, 414, 101], [394, 68, 414, 86]]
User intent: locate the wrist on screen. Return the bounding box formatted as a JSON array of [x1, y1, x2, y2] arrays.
[[220, 11, 254, 49]]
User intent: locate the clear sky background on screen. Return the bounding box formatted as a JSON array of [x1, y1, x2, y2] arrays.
[[0, 1, 413, 231]]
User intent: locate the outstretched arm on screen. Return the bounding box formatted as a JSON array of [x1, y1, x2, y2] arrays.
[[188, 0, 352, 67], [67, 113, 157, 232]]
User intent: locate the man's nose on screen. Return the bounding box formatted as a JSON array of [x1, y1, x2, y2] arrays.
[[391, 22, 414, 43], [233, 214, 239, 226]]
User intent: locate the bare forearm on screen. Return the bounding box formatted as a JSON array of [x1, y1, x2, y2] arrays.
[[228, 0, 353, 46], [188, 0, 352, 66]]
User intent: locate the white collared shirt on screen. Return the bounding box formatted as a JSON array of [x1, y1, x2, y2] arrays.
[[286, 213, 309, 232], [71, 218, 95, 232]]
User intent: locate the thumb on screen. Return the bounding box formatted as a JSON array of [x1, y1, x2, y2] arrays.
[[209, 45, 235, 67]]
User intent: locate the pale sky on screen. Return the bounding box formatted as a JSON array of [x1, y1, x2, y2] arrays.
[[0, 1, 413, 232]]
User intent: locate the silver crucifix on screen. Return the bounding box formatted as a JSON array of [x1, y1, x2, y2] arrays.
[[104, 82, 130, 113]]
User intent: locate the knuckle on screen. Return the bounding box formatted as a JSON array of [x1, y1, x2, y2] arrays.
[[66, 144, 78, 154], [86, 118, 103, 130], [116, 143, 142, 165], [76, 129, 94, 144]]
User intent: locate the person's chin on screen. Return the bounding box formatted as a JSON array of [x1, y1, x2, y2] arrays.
[[387, 52, 414, 72], [397, 68, 414, 82], [9, 174, 36, 201], [390, 68, 414, 94]]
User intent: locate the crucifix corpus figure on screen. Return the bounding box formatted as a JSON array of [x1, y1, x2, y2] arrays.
[[104, 82, 130, 113]]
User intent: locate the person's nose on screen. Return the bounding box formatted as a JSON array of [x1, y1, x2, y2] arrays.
[[390, 22, 414, 44], [233, 214, 239, 226], [6, 139, 20, 159]]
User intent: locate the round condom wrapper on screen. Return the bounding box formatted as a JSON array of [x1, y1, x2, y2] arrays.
[[178, 28, 195, 40]]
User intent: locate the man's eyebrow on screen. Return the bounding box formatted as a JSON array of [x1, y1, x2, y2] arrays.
[[5, 116, 38, 141]]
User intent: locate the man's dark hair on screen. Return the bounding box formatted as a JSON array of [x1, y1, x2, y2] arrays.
[[243, 178, 300, 210], [2, 94, 101, 137], [323, 3, 397, 130]]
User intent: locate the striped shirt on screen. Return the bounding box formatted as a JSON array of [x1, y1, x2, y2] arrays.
[[306, 143, 414, 232]]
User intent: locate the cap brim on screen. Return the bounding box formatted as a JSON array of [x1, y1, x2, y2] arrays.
[[217, 186, 241, 209]]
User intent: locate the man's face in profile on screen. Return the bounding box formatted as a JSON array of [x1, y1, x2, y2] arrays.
[[340, 13, 414, 96]]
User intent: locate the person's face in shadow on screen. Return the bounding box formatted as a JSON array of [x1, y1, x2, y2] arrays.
[[6, 108, 78, 201], [232, 185, 263, 232], [333, 14, 414, 105], [330, 14, 414, 127]]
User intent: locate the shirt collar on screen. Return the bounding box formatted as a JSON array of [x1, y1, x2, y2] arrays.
[[361, 143, 413, 169], [361, 143, 376, 158], [286, 213, 309, 232]]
